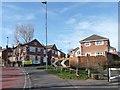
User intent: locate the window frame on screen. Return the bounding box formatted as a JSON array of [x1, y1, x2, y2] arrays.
[[29, 47, 36, 52], [85, 52, 91, 56], [84, 42, 91, 47], [37, 48, 41, 52], [95, 52, 104, 56], [95, 41, 104, 45]]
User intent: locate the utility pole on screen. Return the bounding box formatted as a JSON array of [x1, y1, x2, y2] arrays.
[[42, 1, 48, 70]]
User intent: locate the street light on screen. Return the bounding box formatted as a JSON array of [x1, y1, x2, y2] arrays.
[[42, 1, 48, 70], [6, 36, 9, 66]]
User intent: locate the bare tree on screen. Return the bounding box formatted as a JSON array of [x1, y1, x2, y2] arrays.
[[14, 28, 20, 45], [14, 24, 34, 45]]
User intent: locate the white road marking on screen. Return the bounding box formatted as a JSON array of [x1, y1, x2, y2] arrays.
[[17, 68, 31, 90], [22, 69, 27, 90]]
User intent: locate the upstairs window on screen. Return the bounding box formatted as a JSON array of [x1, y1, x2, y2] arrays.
[[55, 51, 58, 55], [85, 42, 91, 47], [52, 50, 54, 54], [95, 41, 104, 45], [37, 48, 41, 52], [30, 47, 35, 52], [23, 47, 26, 52], [77, 51, 80, 55], [44, 49, 46, 54]]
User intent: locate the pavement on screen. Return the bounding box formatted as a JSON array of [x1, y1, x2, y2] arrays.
[[1, 67, 31, 90], [23, 66, 120, 90]]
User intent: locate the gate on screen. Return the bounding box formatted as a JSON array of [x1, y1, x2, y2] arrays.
[[108, 68, 120, 82]]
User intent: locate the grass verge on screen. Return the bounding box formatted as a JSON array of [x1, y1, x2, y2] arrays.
[[47, 68, 88, 80]]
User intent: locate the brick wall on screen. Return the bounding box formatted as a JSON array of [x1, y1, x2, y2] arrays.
[[70, 56, 106, 68], [81, 40, 109, 56]]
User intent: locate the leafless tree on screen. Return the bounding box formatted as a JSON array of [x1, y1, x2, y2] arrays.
[[14, 24, 34, 45]]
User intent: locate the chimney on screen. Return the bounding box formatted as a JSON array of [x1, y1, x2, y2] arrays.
[[6, 45, 8, 49], [12, 45, 14, 49], [0, 46, 2, 50]]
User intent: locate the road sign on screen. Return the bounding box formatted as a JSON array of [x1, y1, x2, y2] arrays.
[[52, 58, 71, 68]]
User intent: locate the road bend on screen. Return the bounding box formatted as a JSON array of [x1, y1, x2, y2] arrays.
[[1, 67, 31, 90]]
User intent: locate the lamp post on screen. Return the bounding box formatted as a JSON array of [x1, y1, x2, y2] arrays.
[[42, 1, 48, 70], [6, 37, 9, 66]]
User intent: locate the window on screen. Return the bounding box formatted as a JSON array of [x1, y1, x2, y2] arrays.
[[77, 51, 80, 55], [55, 51, 58, 55], [13, 50, 16, 55], [85, 53, 91, 56], [52, 50, 54, 54], [44, 50, 46, 54], [18, 48, 21, 53], [96, 52, 103, 56], [30, 47, 35, 52], [38, 48, 41, 52], [23, 47, 26, 52], [29, 55, 35, 60], [34, 42, 37, 45], [58, 51, 60, 56], [43, 57, 47, 62], [95, 41, 104, 45], [37, 56, 40, 60], [85, 42, 91, 47]]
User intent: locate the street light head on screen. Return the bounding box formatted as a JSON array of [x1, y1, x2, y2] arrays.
[[42, 1, 47, 4]]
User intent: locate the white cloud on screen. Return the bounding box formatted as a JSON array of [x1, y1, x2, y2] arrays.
[[75, 21, 92, 30], [2, 3, 23, 11], [55, 15, 118, 53], [59, 7, 70, 13], [59, 3, 86, 13], [4, 13, 36, 21], [66, 18, 76, 25]]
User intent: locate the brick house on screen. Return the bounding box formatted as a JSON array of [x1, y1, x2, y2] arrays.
[[2, 45, 13, 66], [57, 49, 66, 58], [47, 44, 66, 65], [13, 39, 46, 65], [80, 34, 116, 56], [0, 46, 2, 59], [109, 46, 117, 54], [69, 47, 81, 57]]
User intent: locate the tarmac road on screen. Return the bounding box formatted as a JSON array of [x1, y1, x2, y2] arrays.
[[23, 66, 120, 90], [1, 67, 31, 90]]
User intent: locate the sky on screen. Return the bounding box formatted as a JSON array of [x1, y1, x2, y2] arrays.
[[1, 2, 118, 54]]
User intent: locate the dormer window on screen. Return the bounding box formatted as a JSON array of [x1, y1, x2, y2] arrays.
[[95, 41, 104, 45], [85, 42, 91, 47]]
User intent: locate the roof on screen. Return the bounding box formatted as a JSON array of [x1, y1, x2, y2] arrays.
[[2, 48, 13, 52], [117, 52, 120, 57], [46, 45, 54, 49], [46, 44, 59, 51], [14, 39, 45, 48], [80, 34, 109, 43], [72, 47, 79, 52], [110, 46, 116, 49]]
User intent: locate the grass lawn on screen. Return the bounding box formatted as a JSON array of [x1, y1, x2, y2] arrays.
[[47, 68, 88, 80]]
